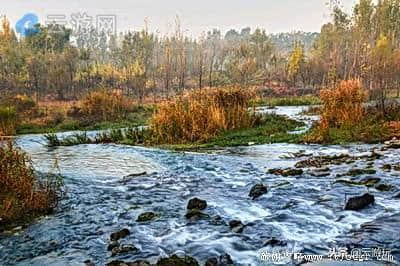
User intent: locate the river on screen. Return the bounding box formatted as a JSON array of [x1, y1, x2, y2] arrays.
[[0, 106, 399, 266]]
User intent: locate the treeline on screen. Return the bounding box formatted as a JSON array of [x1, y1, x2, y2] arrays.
[[1, 0, 400, 102], [291, 0, 400, 107], [0, 19, 284, 100]]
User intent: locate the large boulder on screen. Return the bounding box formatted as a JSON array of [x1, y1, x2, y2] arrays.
[[345, 193, 374, 211]]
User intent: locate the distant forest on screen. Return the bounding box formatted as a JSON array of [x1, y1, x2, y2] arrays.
[[0, 0, 399, 101]]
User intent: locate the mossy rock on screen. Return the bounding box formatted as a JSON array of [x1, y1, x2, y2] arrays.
[[137, 212, 158, 222], [156, 254, 199, 266]]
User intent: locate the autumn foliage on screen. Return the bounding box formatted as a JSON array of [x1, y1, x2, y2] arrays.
[[80, 89, 134, 121], [0, 141, 63, 228], [149, 87, 259, 144], [306, 80, 373, 143], [319, 80, 367, 129]]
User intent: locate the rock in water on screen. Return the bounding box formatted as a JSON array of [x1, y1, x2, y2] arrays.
[[268, 168, 303, 177], [156, 254, 199, 266], [205, 253, 234, 266], [345, 193, 374, 211], [111, 244, 138, 256], [107, 241, 119, 251], [137, 212, 157, 222], [187, 198, 207, 210], [185, 209, 209, 221], [124, 172, 147, 178], [229, 220, 245, 233], [263, 237, 287, 247], [110, 228, 130, 241], [249, 184, 268, 200], [107, 260, 151, 266]]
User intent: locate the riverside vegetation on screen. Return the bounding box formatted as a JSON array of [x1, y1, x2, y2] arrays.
[[0, 141, 64, 231], [45, 87, 306, 150]]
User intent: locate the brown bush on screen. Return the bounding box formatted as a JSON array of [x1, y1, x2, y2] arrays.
[[387, 121, 400, 139], [0, 141, 63, 228], [0, 106, 18, 136], [149, 86, 259, 144], [80, 89, 133, 121], [306, 80, 367, 142]]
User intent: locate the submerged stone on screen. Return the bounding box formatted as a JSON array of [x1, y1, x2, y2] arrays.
[[205, 253, 234, 266], [84, 260, 96, 266], [375, 183, 394, 192], [263, 237, 287, 247], [156, 254, 200, 266], [249, 184, 268, 200], [346, 168, 376, 176], [185, 209, 209, 221], [111, 244, 139, 256], [107, 241, 119, 251], [345, 193, 375, 211], [268, 168, 303, 177], [335, 177, 381, 187], [110, 228, 130, 241], [137, 212, 157, 222], [124, 171, 147, 179], [229, 220, 245, 233], [187, 198, 207, 210], [107, 260, 151, 266]]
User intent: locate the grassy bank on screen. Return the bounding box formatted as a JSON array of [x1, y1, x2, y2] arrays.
[[160, 114, 305, 151], [0, 141, 64, 231], [304, 80, 400, 144], [44, 87, 306, 149], [0, 91, 154, 136], [16, 105, 153, 135], [45, 113, 305, 150]]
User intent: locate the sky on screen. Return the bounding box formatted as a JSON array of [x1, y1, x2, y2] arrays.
[[3, 0, 359, 37]]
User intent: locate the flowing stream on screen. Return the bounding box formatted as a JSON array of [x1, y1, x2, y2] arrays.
[[0, 106, 399, 266]]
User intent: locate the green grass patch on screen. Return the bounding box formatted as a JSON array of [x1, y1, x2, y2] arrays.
[[17, 105, 153, 135], [304, 116, 390, 145]]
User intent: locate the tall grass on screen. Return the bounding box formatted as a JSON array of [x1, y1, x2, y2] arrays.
[[149, 87, 259, 144], [80, 89, 134, 121], [0, 106, 18, 136], [0, 141, 64, 228], [305, 80, 389, 143]]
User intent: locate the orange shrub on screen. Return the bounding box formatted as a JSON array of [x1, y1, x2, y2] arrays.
[[80, 89, 134, 121], [387, 121, 400, 139], [149, 86, 258, 144], [305, 80, 374, 143], [319, 80, 366, 129]]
